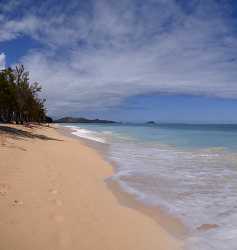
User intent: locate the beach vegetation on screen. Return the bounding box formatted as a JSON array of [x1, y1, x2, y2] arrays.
[[0, 65, 47, 123]]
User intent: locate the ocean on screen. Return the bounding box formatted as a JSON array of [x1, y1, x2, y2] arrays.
[[62, 123, 237, 250]]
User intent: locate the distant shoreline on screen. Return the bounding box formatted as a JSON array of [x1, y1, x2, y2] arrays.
[[54, 116, 118, 124]]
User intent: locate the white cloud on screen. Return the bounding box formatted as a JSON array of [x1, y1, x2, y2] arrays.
[[0, 53, 6, 70], [1, 0, 237, 116]]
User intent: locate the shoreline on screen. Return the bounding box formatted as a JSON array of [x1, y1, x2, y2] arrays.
[[57, 124, 188, 239], [0, 124, 183, 250]]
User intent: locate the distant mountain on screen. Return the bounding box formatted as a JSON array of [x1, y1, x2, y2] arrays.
[[146, 121, 156, 125], [54, 117, 117, 124]]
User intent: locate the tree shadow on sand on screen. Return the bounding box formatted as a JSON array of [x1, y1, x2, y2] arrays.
[[0, 125, 63, 142]]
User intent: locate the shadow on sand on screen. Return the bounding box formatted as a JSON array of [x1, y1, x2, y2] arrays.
[[0, 125, 62, 142]]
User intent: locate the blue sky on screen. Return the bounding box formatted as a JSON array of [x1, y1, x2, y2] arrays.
[[68, 94, 237, 123], [0, 0, 237, 122]]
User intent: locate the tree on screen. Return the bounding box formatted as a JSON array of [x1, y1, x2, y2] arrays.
[[0, 64, 47, 123]]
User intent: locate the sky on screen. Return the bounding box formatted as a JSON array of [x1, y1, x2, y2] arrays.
[[0, 0, 237, 123]]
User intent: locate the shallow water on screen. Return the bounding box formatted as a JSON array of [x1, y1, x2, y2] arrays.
[[62, 123, 237, 250]]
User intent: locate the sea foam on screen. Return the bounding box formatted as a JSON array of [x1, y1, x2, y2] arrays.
[[65, 125, 106, 143], [63, 123, 237, 250]]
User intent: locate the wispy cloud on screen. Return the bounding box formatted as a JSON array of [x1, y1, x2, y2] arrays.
[[1, 0, 237, 116], [0, 53, 6, 69]]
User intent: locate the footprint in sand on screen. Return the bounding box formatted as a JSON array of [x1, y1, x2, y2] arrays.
[[48, 188, 63, 206], [12, 200, 24, 206], [49, 198, 63, 206], [49, 188, 58, 195], [0, 134, 6, 146], [0, 183, 10, 196]]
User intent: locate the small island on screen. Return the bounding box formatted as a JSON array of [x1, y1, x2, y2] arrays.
[[146, 121, 156, 125]]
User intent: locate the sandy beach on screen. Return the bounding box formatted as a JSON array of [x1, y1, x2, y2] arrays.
[[0, 124, 182, 250]]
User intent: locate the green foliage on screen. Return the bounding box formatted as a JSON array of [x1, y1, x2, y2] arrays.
[[0, 64, 47, 123]]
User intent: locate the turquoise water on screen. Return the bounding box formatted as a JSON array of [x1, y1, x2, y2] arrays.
[[66, 123, 237, 150], [63, 123, 237, 250]]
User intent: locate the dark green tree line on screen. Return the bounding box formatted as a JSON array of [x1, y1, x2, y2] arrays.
[[0, 65, 47, 123]]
